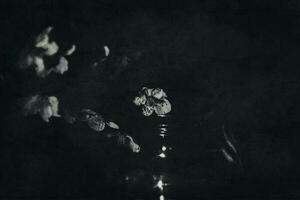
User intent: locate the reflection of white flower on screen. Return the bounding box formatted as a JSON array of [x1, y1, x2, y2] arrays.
[[87, 116, 106, 131], [142, 105, 154, 116]]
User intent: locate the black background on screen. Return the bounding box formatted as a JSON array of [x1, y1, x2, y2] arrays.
[[0, 0, 300, 199]]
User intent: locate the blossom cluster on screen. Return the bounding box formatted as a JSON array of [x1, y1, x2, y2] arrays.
[[133, 87, 171, 116]]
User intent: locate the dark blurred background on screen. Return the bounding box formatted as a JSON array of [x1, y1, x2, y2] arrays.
[[0, 0, 300, 199]]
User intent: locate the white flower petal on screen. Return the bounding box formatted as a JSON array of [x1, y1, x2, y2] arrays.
[[104, 45, 110, 57], [65, 44, 76, 56], [142, 105, 154, 116], [154, 99, 171, 115], [106, 121, 120, 129], [35, 26, 53, 48], [54, 57, 68, 74], [43, 41, 59, 56]]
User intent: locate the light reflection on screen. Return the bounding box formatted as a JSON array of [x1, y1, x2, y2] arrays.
[[153, 176, 169, 192], [104, 45, 110, 57], [159, 195, 165, 200], [159, 134, 166, 138], [157, 114, 169, 118], [162, 146, 167, 151], [159, 127, 167, 132], [159, 124, 168, 127], [156, 179, 164, 191], [158, 152, 166, 158]]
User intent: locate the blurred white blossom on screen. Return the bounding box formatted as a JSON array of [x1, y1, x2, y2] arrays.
[[23, 95, 61, 122], [18, 26, 74, 77], [35, 26, 53, 48], [54, 56, 68, 74], [42, 41, 59, 56], [65, 44, 76, 56], [125, 135, 140, 153], [104, 45, 110, 57], [87, 115, 106, 131], [33, 56, 46, 75], [106, 121, 120, 129]]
